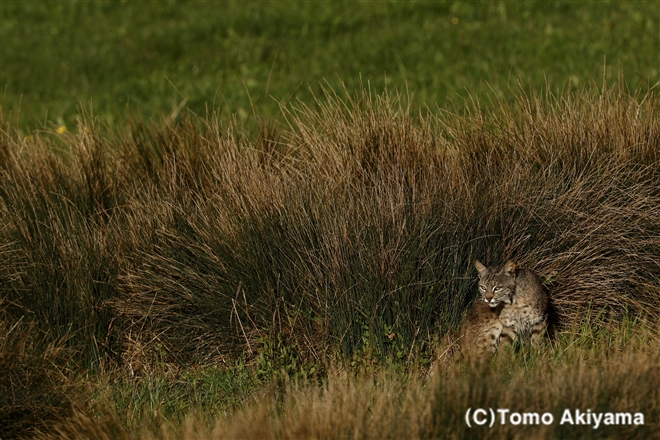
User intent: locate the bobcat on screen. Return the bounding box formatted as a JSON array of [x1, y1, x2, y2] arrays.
[[459, 299, 504, 358], [460, 259, 549, 357]]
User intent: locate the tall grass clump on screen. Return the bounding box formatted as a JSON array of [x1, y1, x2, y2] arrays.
[[3, 82, 660, 366], [112, 82, 660, 368], [2, 81, 660, 436], [0, 119, 124, 369]]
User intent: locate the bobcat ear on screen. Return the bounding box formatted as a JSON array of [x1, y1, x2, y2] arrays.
[[503, 260, 516, 276], [474, 260, 487, 277]]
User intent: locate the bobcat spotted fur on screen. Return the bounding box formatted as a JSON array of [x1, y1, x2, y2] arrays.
[[460, 259, 549, 357]]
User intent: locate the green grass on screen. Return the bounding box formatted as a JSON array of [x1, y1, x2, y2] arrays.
[[2, 1, 658, 130], [37, 319, 660, 439]]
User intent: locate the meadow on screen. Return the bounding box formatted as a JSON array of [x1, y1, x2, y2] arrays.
[[1, 1, 660, 439], [1, 1, 657, 129]]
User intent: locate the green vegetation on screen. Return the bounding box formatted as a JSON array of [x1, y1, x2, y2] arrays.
[[2, 1, 660, 439], [50, 321, 659, 440], [1, 1, 658, 129]]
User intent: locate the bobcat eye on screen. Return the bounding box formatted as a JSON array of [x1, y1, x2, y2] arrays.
[[478, 284, 486, 292], [493, 286, 501, 292]]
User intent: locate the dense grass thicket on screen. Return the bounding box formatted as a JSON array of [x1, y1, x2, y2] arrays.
[[2, 83, 660, 438], [2, 1, 658, 129]]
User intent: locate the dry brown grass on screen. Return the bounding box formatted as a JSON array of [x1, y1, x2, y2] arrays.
[[2, 81, 660, 438], [0, 317, 79, 439], [109, 81, 660, 368], [38, 322, 660, 440]]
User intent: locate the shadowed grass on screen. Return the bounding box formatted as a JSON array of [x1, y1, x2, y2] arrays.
[[0, 317, 79, 439], [111, 81, 660, 368]]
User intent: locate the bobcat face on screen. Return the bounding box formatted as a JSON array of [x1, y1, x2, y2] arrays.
[[478, 282, 513, 307], [475, 260, 517, 308]]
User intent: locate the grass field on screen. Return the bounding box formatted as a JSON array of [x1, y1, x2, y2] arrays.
[[1, 1, 658, 129], [2, 1, 660, 439]]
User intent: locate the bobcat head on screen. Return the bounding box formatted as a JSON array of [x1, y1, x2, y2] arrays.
[[474, 260, 517, 308]]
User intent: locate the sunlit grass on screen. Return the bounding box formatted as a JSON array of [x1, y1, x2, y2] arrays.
[[1, 1, 657, 130], [36, 319, 660, 440]]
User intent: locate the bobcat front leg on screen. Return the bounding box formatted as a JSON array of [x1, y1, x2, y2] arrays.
[[498, 326, 517, 351], [529, 316, 549, 347]]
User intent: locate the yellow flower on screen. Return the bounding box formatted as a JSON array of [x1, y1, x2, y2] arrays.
[[56, 125, 67, 134], [452, 17, 459, 25]]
